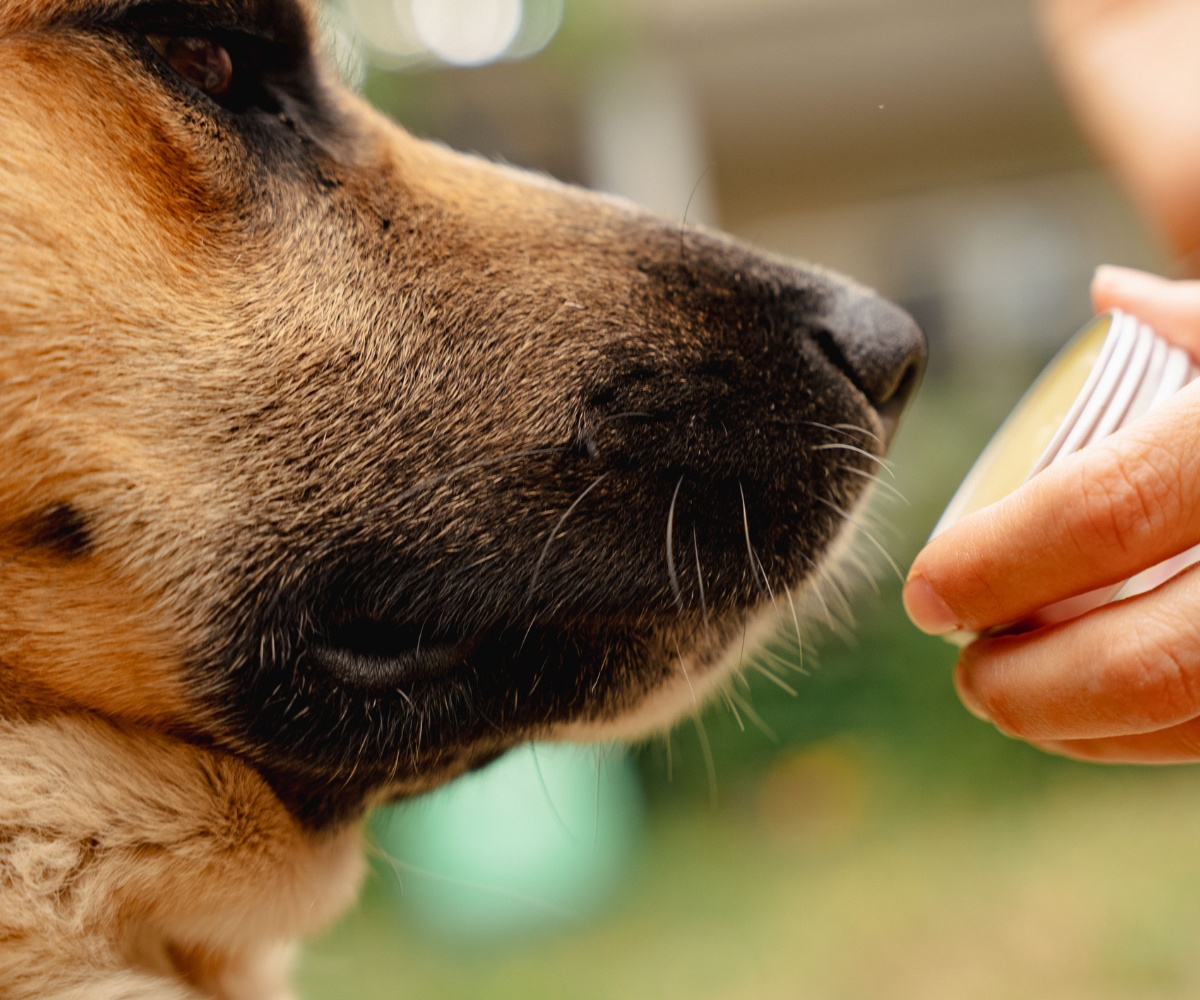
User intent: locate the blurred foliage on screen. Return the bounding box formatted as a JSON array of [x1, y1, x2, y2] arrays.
[[303, 761, 1200, 1000]]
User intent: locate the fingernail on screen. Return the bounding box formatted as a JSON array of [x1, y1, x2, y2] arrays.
[[902, 575, 960, 635], [954, 661, 990, 722]]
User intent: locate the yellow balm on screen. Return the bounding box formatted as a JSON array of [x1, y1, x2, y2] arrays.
[[935, 314, 1111, 530]]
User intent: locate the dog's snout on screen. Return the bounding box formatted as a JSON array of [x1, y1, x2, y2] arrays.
[[817, 288, 926, 440]]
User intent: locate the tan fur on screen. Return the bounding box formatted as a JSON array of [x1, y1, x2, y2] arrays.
[[0, 718, 362, 998]]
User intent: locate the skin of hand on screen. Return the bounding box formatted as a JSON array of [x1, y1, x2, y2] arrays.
[[1037, 0, 1200, 271], [905, 266, 1200, 763]]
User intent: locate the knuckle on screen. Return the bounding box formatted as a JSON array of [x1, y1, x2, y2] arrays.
[[1066, 440, 1182, 558], [1115, 613, 1200, 726]]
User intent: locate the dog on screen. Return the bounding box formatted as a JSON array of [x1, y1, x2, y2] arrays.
[[0, 0, 925, 996]]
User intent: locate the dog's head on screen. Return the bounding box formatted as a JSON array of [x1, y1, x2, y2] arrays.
[[0, 0, 924, 826]]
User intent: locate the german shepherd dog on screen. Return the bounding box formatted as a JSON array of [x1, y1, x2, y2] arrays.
[[0, 0, 925, 995]]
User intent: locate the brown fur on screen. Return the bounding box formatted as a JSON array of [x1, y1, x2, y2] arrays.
[[0, 0, 924, 994]]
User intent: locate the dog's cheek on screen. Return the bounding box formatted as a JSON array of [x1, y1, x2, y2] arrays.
[[0, 542, 193, 727]]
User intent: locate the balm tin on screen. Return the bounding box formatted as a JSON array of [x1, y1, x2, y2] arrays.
[[933, 309, 1200, 641]]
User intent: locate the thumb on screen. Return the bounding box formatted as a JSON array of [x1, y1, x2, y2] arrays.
[[1092, 266, 1200, 358]]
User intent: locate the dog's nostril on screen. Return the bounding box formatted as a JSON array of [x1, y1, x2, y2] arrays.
[[874, 349, 923, 441], [817, 290, 926, 439]]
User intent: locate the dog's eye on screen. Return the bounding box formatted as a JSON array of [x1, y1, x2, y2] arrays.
[[147, 35, 234, 101]]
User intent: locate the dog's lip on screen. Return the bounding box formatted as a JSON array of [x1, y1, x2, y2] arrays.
[[309, 620, 480, 691]]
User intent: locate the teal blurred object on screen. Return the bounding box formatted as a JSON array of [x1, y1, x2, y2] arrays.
[[369, 743, 643, 941]]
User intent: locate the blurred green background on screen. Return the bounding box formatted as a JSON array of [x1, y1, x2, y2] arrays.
[[299, 1, 1200, 997]]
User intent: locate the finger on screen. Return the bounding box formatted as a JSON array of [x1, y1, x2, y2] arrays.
[[1035, 716, 1200, 765], [1092, 266, 1200, 357], [955, 563, 1200, 741], [905, 380, 1200, 635], [1035, 0, 1135, 49]]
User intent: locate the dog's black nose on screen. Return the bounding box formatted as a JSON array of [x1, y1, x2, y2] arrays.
[[818, 285, 927, 442]]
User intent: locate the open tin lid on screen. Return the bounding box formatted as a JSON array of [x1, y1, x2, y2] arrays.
[[931, 309, 1200, 642]]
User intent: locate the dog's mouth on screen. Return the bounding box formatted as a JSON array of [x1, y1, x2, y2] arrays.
[[311, 619, 479, 691], [215, 439, 898, 828]]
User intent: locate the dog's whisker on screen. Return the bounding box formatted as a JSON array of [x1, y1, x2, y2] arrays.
[[801, 556, 855, 638], [763, 644, 803, 677], [803, 564, 838, 633], [728, 689, 777, 742], [340, 726, 373, 792], [813, 493, 904, 583], [738, 483, 786, 630], [832, 421, 882, 445], [843, 546, 882, 596], [738, 481, 768, 599], [525, 472, 610, 606], [387, 855, 580, 922], [588, 647, 612, 696], [753, 549, 786, 628], [861, 506, 905, 541], [718, 688, 746, 732], [749, 660, 797, 697], [810, 441, 895, 477], [691, 712, 718, 807], [666, 475, 685, 613], [818, 561, 859, 628], [530, 744, 577, 842], [784, 588, 807, 673], [804, 419, 881, 445], [678, 164, 712, 273], [673, 636, 698, 710], [692, 526, 710, 641], [839, 464, 911, 505], [737, 617, 749, 675]]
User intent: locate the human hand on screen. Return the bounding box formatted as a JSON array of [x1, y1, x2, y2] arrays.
[[1037, 0, 1200, 270], [905, 266, 1200, 762]]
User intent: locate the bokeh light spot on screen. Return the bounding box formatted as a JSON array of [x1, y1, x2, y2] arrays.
[[371, 743, 643, 941], [410, 0, 522, 67]]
